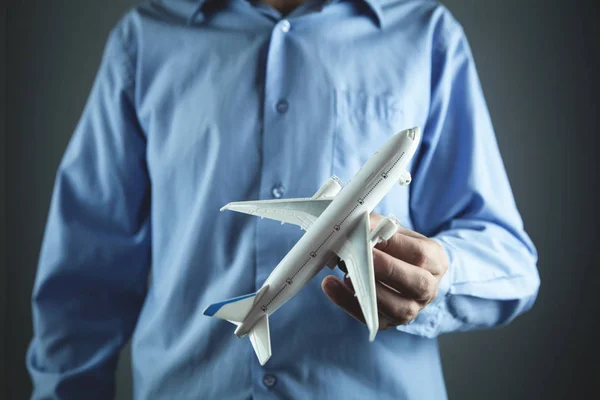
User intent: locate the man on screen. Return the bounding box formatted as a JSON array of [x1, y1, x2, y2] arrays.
[[27, 0, 540, 398]]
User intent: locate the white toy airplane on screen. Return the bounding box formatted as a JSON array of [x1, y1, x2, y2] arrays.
[[204, 127, 421, 365]]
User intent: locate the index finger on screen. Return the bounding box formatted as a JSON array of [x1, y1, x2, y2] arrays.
[[375, 229, 427, 268], [369, 213, 438, 271]]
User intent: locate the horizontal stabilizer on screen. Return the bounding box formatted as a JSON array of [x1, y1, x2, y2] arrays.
[[249, 315, 272, 365]]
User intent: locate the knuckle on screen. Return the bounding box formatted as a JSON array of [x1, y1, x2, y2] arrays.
[[404, 303, 420, 322], [416, 274, 435, 299], [432, 239, 449, 273], [390, 302, 406, 322], [413, 241, 428, 267], [390, 302, 419, 324], [425, 288, 439, 305]]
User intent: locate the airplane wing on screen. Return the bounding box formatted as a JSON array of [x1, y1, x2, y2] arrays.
[[220, 198, 332, 230], [335, 212, 379, 341]]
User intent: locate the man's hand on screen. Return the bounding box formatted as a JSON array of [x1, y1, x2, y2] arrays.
[[321, 213, 449, 330]]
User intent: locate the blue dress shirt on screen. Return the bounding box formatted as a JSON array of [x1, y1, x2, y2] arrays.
[[27, 0, 540, 398]]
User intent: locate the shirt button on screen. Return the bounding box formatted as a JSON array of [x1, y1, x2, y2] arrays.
[[276, 99, 289, 114], [280, 20, 291, 32], [272, 184, 286, 198], [263, 374, 277, 388]]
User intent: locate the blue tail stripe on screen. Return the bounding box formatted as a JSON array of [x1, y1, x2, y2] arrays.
[[203, 292, 257, 316]]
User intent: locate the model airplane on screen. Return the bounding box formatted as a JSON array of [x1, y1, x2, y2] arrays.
[[204, 127, 421, 365]]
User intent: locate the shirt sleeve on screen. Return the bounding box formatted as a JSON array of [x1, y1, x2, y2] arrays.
[[397, 11, 540, 338], [26, 18, 151, 398]]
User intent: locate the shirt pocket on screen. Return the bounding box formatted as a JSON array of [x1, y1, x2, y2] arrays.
[[331, 90, 411, 222]]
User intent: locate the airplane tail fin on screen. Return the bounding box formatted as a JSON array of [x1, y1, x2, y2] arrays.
[[249, 315, 272, 365], [203, 285, 272, 365]]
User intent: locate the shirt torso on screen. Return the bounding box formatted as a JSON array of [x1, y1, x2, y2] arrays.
[[128, 0, 448, 398]]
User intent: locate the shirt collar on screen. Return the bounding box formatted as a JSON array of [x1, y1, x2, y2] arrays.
[[186, 0, 385, 27], [366, 0, 384, 27], [330, 0, 384, 27]]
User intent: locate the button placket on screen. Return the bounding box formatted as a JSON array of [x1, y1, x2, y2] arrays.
[[255, 18, 295, 288]]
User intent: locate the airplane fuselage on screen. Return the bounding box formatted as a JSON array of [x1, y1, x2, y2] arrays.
[[234, 132, 416, 337]]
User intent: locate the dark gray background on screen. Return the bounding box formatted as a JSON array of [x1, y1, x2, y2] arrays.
[[2, 0, 599, 399], [1, 0, 6, 396]]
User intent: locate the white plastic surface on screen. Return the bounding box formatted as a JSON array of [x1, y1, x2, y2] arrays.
[[312, 176, 344, 199], [248, 315, 271, 366], [206, 127, 421, 365], [221, 198, 332, 231], [337, 212, 379, 340], [398, 170, 412, 186], [369, 216, 400, 246]]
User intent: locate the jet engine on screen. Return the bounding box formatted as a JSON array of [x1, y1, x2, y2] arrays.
[[312, 176, 344, 199], [369, 215, 401, 245], [398, 170, 412, 186]]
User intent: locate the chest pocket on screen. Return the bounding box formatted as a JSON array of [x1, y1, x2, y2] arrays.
[[331, 90, 411, 225]]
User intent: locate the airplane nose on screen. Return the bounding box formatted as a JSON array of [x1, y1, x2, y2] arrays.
[[407, 126, 420, 141], [391, 127, 420, 148], [386, 127, 421, 152]]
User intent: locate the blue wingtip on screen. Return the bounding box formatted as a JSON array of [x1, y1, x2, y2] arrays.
[[203, 292, 257, 317], [203, 303, 222, 317]]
